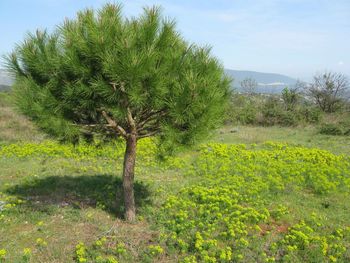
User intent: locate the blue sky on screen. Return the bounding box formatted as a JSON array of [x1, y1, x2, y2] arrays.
[[0, 0, 349, 80]]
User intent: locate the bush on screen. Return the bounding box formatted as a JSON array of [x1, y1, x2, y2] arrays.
[[319, 124, 343, 135], [261, 98, 299, 126], [279, 111, 300, 126], [301, 107, 322, 124], [260, 98, 282, 126], [225, 95, 259, 125], [282, 87, 299, 111], [236, 104, 258, 124]]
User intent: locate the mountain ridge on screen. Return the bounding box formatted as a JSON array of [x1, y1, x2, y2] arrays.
[[225, 69, 298, 93], [1, 68, 300, 93]]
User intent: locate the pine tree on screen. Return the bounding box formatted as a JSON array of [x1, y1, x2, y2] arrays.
[[5, 3, 231, 221]]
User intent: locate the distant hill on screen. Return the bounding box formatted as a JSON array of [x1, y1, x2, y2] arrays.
[[225, 69, 298, 94], [1, 68, 299, 94]]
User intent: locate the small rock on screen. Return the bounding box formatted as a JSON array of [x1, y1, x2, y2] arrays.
[[60, 201, 69, 207]]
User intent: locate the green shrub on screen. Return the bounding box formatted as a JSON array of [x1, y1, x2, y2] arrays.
[[301, 107, 322, 124], [225, 95, 259, 125], [260, 98, 282, 126], [279, 111, 300, 126], [261, 98, 299, 126], [282, 87, 299, 111], [236, 104, 258, 124], [319, 124, 343, 135]]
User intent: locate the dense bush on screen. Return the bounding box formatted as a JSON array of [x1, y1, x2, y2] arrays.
[[261, 97, 300, 126], [319, 119, 350, 136], [300, 107, 322, 124], [225, 95, 259, 125], [281, 87, 299, 111], [319, 124, 344, 136]]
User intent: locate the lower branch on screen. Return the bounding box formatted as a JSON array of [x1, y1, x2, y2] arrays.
[[101, 111, 127, 138]]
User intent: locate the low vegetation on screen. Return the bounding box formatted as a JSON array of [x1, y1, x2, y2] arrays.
[[226, 70, 350, 134], [225, 91, 350, 134], [225, 92, 322, 127], [159, 142, 350, 262], [1, 136, 350, 262]]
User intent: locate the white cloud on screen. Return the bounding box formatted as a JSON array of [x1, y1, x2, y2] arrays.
[[338, 61, 344, 65]]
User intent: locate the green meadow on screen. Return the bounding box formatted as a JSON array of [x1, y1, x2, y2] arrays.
[[1, 92, 350, 262]]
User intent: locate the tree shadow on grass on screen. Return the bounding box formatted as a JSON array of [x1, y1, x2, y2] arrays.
[[5, 174, 151, 219]]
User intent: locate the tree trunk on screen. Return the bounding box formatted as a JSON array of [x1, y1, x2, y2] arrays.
[[122, 134, 137, 222]]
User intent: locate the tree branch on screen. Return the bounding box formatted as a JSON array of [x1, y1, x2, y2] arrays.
[[137, 109, 166, 131], [101, 110, 127, 138], [109, 81, 136, 135], [137, 129, 160, 139], [78, 124, 114, 128], [126, 107, 136, 133]]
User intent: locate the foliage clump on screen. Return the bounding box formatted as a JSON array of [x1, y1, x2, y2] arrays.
[[5, 3, 229, 146], [158, 142, 350, 262], [319, 123, 344, 136]]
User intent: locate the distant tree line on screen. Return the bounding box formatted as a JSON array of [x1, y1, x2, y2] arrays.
[[226, 71, 350, 134]]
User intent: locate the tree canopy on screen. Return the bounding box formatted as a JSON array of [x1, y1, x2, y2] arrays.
[[5, 4, 230, 146]]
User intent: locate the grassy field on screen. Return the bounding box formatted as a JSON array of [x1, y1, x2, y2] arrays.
[[0, 92, 349, 262], [214, 126, 350, 155]]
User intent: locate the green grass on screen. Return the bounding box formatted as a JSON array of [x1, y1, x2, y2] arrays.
[[213, 125, 350, 155], [0, 155, 190, 262], [0, 92, 350, 262]]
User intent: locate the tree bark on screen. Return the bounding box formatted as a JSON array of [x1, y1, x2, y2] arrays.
[[122, 134, 137, 222]]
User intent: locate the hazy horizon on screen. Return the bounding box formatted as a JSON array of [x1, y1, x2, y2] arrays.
[[1, 0, 349, 81]]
